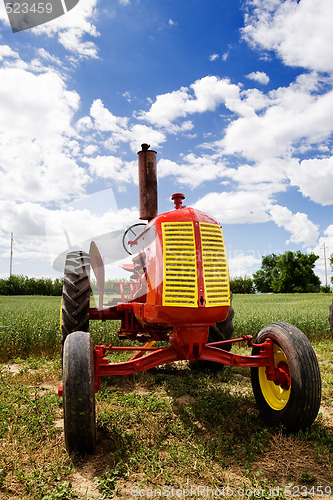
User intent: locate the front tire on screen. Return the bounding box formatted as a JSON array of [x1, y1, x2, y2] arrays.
[[251, 322, 321, 432], [63, 331, 96, 454]]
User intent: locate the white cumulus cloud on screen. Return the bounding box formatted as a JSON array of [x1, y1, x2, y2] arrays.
[[0, 65, 89, 202], [0, 45, 19, 60], [87, 99, 166, 152], [90, 99, 129, 133], [242, 0, 333, 72], [158, 154, 227, 188], [219, 73, 333, 162], [84, 156, 138, 184], [31, 0, 100, 59], [193, 191, 271, 224], [141, 76, 240, 127], [269, 205, 319, 247], [246, 71, 269, 84], [228, 252, 262, 278], [287, 157, 333, 206]]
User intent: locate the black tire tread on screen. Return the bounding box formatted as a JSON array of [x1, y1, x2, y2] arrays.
[[61, 251, 90, 346], [63, 331, 96, 454], [251, 322, 321, 432]]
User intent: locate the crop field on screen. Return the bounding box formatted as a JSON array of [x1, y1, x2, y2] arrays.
[[0, 293, 332, 499], [0, 293, 332, 361]]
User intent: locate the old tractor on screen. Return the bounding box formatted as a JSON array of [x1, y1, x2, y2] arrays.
[[58, 144, 321, 454]]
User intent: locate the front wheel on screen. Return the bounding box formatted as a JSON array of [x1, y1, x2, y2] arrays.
[[251, 322, 321, 433], [63, 331, 96, 453]]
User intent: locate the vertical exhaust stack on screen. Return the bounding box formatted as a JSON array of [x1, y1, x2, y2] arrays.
[[138, 143, 158, 221]]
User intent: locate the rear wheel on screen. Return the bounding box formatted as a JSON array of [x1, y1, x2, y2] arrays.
[[61, 251, 90, 349], [251, 322, 321, 432], [63, 331, 96, 454]]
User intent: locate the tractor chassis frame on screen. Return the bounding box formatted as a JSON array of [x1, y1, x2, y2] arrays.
[[92, 336, 289, 393], [58, 334, 289, 396]]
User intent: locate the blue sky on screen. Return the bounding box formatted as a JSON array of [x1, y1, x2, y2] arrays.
[[0, 0, 332, 285]]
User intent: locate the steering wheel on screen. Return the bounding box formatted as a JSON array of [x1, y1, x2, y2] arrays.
[[122, 223, 147, 255]]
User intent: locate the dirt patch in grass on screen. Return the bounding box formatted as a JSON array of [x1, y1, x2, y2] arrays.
[[71, 442, 113, 499], [253, 432, 332, 486], [2, 363, 24, 374]]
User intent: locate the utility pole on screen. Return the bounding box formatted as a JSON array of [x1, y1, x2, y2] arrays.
[[10, 232, 13, 276], [322, 242, 328, 288]]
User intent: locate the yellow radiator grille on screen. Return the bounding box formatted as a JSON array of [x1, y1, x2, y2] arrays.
[[162, 222, 198, 307], [200, 222, 230, 307]]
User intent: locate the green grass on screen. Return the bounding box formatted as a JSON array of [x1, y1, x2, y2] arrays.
[[0, 293, 332, 498], [1, 352, 332, 498], [232, 293, 332, 340], [0, 296, 60, 361], [0, 296, 119, 361]]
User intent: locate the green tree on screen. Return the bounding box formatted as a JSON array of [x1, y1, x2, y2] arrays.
[[253, 251, 320, 293], [330, 254, 333, 285], [230, 276, 255, 294], [5, 275, 25, 294], [252, 254, 279, 293], [52, 277, 64, 295], [0, 278, 10, 295]]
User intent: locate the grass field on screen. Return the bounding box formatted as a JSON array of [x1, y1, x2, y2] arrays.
[[0, 293, 332, 361], [0, 294, 332, 499]]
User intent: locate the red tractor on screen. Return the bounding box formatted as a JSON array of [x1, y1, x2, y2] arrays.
[[58, 144, 321, 454]]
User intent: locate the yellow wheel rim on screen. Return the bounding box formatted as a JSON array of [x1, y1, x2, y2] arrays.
[[258, 343, 290, 411]]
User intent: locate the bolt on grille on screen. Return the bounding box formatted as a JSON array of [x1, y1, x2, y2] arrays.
[[162, 222, 198, 307], [199, 222, 230, 307]]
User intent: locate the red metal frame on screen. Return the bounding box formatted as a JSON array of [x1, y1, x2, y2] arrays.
[[91, 336, 288, 392], [58, 335, 290, 396]]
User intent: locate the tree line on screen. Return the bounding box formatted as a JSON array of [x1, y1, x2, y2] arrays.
[[0, 275, 64, 296], [0, 276, 132, 296]]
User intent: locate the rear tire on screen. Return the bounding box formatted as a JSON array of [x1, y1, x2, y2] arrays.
[[61, 251, 90, 349], [63, 331, 96, 454], [251, 322, 321, 432]]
